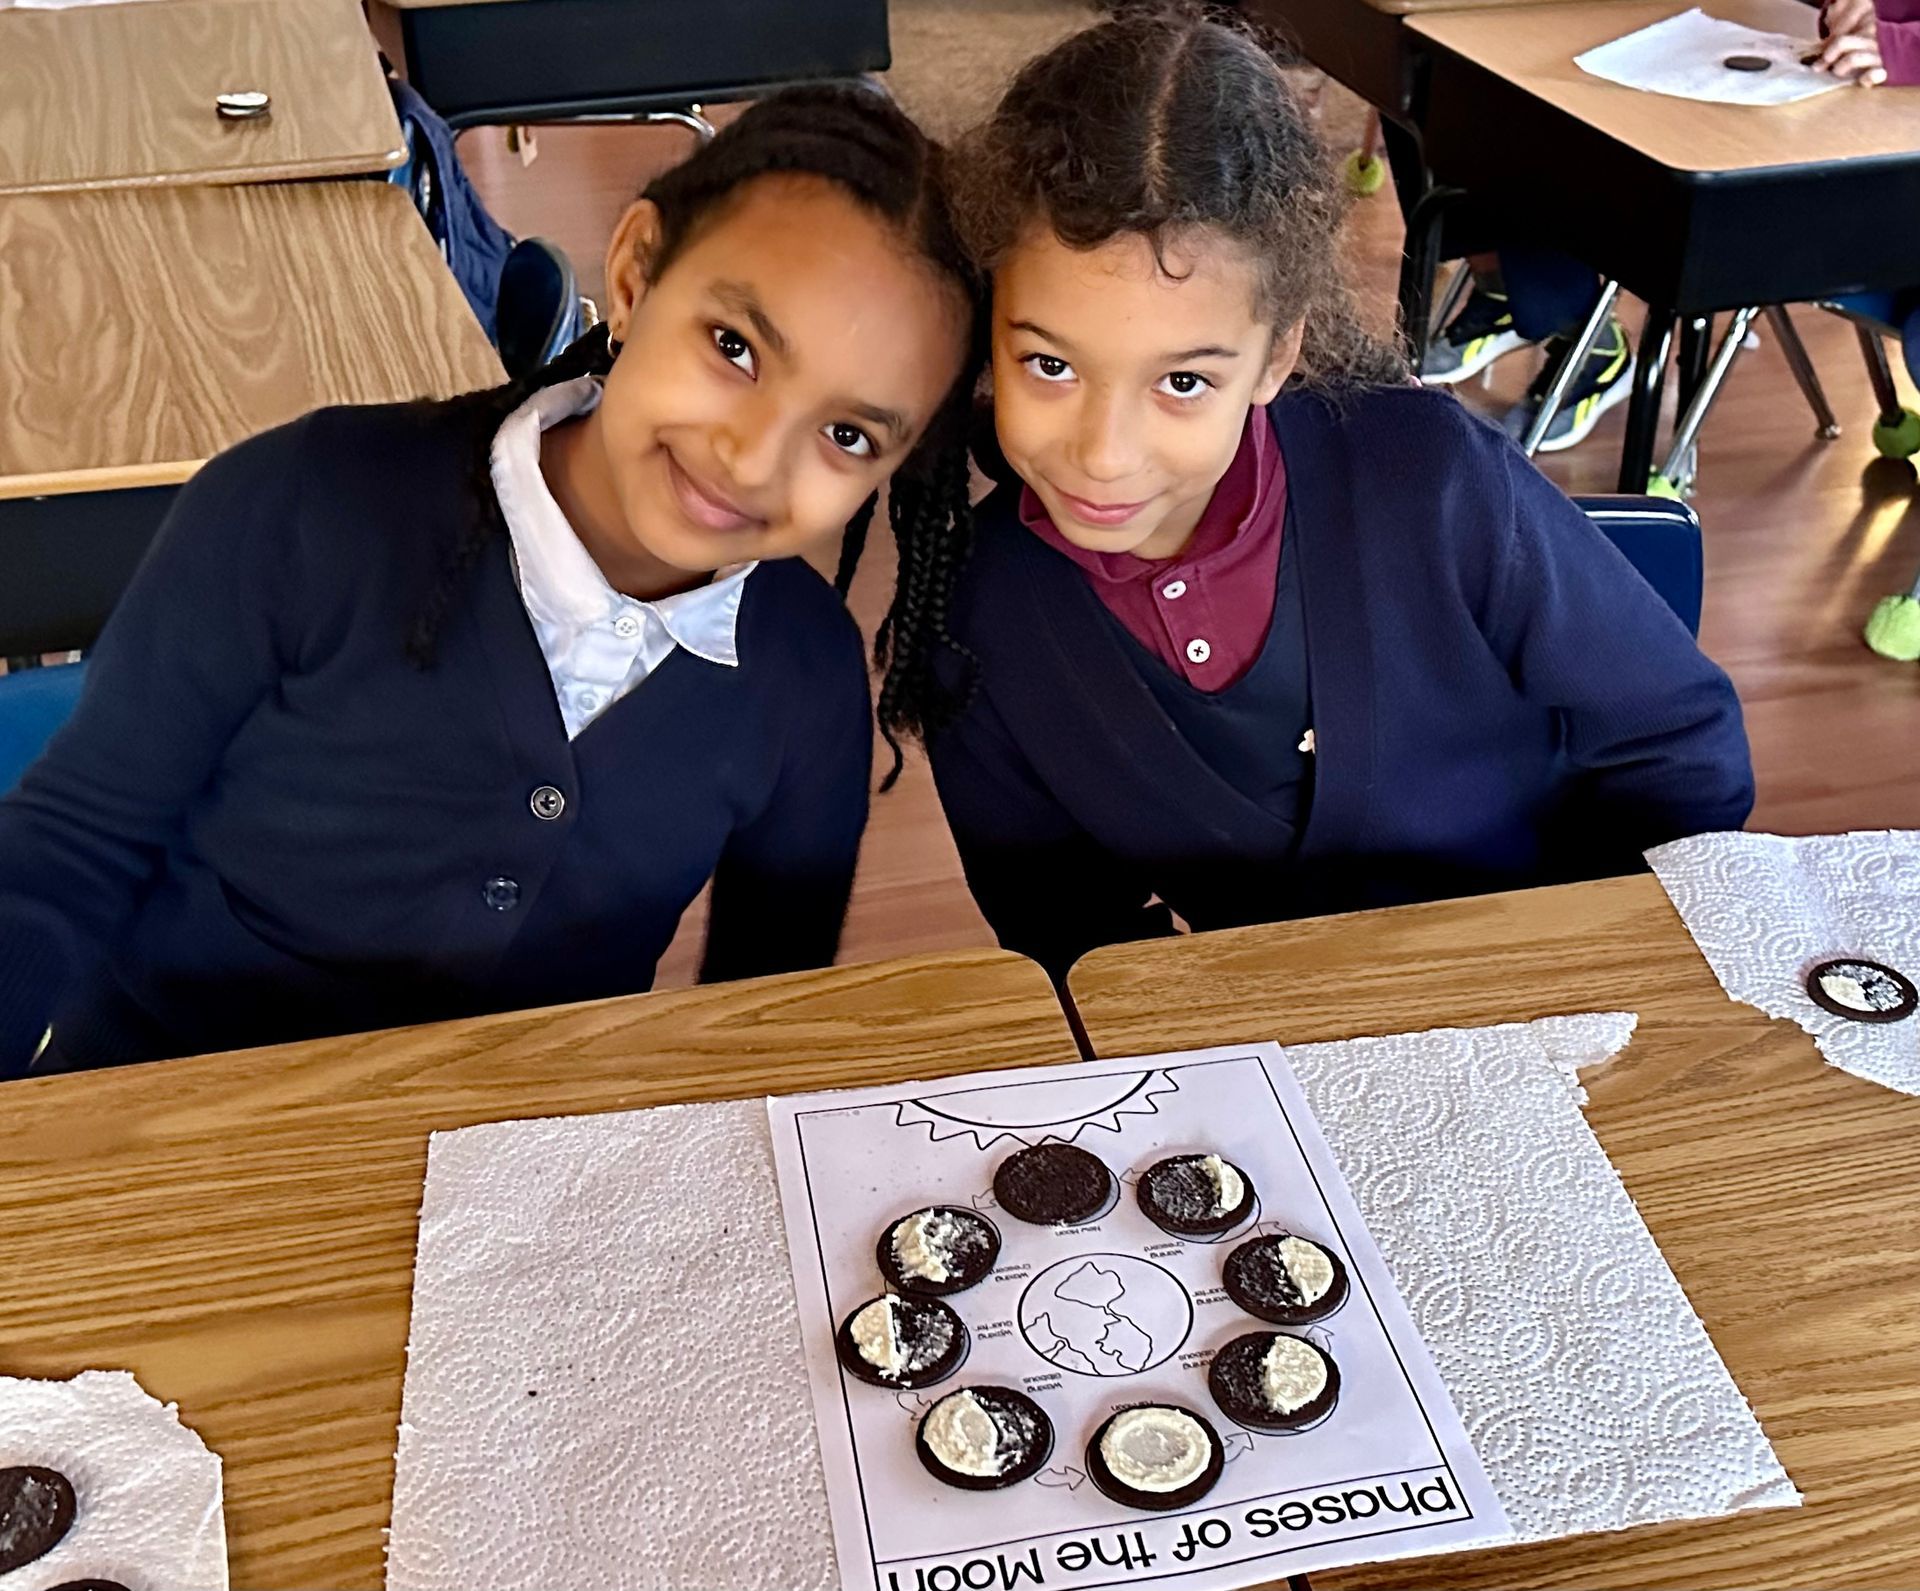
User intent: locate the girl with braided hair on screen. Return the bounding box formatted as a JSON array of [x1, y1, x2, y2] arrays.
[[893, 10, 1752, 979], [0, 85, 982, 1075]]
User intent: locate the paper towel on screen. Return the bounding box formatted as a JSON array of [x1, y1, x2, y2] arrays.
[[1576, 9, 1844, 105], [386, 1014, 1792, 1588], [0, 1370, 227, 1590], [1648, 829, 1920, 1094]]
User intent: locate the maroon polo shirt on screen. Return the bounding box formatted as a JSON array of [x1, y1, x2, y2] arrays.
[[1020, 411, 1285, 690]]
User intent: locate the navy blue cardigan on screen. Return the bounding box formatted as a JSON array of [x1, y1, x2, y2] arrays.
[[0, 401, 872, 1074], [929, 386, 1754, 977]]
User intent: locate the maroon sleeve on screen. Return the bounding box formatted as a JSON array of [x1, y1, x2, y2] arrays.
[[1878, 11, 1920, 83]]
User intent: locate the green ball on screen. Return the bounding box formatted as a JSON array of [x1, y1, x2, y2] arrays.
[[1872, 409, 1920, 460], [1864, 595, 1920, 662], [1342, 151, 1387, 197]]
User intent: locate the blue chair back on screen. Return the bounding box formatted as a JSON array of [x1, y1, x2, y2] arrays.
[[496, 237, 582, 379], [1572, 495, 1704, 637], [0, 662, 87, 795]]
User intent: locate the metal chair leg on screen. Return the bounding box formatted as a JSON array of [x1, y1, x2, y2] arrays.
[[1763, 305, 1841, 440], [1426, 261, 1472, 357], [1522, 279, 1622, 457], [1857, 323, 1907, 428], [1656, 306, 1760, 485]]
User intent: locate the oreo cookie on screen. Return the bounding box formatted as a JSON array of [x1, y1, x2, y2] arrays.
[[1137, 1154, 1254, 1238], [1224, 1233, 1349, 1325], [878, 1206, 1001, 1296], [1208, 1330, 1340, 1432], [1723, 53, 1772, 70], [0, 1465, 77, 1573], [47, 1583, 132, 1591], [1086, 1404, 1224, 1511], [993, 1144, 1117, 1226], [835, 1294, 969, 1390], [917, 1387, 1054, 1490], [1806, 958, 1917, 1024]]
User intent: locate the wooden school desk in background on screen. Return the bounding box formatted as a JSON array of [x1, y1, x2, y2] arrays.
[[0, 180, 502, 657], [1066, 871, 1920, 1589], [0, 950, 1081, 1588], [0, 0, 402, 196], [1404, 0, 1920, 490]]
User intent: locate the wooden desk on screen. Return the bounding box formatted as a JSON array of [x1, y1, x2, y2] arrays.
[[0, 950, 1081, 1588], [1066, 873, 1920, 1588], [0, 0, 403, 196], [0, 180, 501, 655]]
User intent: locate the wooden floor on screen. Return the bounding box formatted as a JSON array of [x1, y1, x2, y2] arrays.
[[455, 10, 1920, 987]]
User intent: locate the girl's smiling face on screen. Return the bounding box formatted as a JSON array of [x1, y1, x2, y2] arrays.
[[554, 173, 970, 598], [991, 224, 1301, 562]]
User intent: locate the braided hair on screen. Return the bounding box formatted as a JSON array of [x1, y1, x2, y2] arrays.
[[407, 84, 987, 796]]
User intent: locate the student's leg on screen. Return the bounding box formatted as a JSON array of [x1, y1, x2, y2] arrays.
[[1496, 246, 1635, 455]]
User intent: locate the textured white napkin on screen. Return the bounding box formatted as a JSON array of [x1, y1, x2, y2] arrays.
[[0, 1370, 227, 1590], [1576, 9, 1843, 104], [1648, 829, 1920, 1094], [386, 1014, 1792, 1588]]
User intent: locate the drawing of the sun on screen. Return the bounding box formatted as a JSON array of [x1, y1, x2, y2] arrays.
[[892, 1071, 1179, 1151]]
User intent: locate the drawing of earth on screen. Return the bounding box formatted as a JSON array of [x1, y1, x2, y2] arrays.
[[1017, 1255, 1192, 1376]]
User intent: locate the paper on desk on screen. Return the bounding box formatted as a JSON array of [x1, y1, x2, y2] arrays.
[[770, 1048, 1509, 1591], [0, 1370, 227, 1590], [385, 1013, 1793, 1589], [1576, 8, 1844, 105], [1648, 828, 1920, 1094]]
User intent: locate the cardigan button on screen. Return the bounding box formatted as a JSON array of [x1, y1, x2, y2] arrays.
[[530, 785, 566, 821], [483, 876, 521, 911], [1162, 579, 1188, 600], [1185, 637, 1212, 665]]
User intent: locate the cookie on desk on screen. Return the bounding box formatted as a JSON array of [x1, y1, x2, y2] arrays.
[[993, 1143, 1118, 1226], [878, 1205, 1001, 1296], [1207, 1330, 1340, 1432], [836, 1294, 970, 1390], [1136, 1153, 1254, 1238], [916, 1387, 1055, 1490], [1085, 1404, 1225, 1511], [1223, 1232, 1349, 1325]]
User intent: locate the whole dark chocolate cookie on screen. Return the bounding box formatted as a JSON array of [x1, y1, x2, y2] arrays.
[[1208, 1330, 1341, 1432], [1806, 958, 1918, 1024], [993, 1143, 1117, 1226], [1223, 1233, 1350, 1325], [46, 1582, 133, 1591], [0, 1465, 77, 1574], [1086, 1404, 1224, 1511], [1136, 1154, 1255, 1238], [916, 1386, 1055, 1490], [1723, 53, 1772, 70], [835, 1294, 970, 1390], [877, 1205, 1001, 1296]]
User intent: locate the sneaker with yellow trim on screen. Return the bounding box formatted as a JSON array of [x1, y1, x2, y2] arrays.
[[1501, 319, 1634, 454], [1419, 287, 1528, 386]]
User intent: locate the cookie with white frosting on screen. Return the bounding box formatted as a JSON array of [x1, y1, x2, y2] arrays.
[[1207, 1330, 1340, 1432], [835, 1294, 969, 1390], [1806, 958, 1917, 1024], [993, 1143, 1118, 1226], [1085, 1404, 1224, 1511], [877, 1205, 1001, 1296], [916, 1387, 1054, 1490], [1136, 1154, 1255, 1237], [1224, 1233, 1349, 1325]]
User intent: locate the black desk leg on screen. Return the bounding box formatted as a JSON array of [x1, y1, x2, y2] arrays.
[[1619, 308, 1677, 493]]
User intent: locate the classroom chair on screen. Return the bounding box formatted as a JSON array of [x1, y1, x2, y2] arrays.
[[0, 661, 86, 796], [496, 239, 586, 379], [1572, 495, 1704, 638]]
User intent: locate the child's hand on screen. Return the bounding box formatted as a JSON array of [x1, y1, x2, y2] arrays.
[[1818, 28, 1889, 84], [1822, 0, 1877, 38]]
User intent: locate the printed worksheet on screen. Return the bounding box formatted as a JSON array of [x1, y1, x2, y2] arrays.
[[767, 1045, 1510, 1591]]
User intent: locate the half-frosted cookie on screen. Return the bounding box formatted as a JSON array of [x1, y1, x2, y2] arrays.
[[1207, 1330, 1340, 1431], [835, 1294, 969, 1390], [877, 1206, 1001, 1296], [993, 1144, 1117, 1226], [0, 1466, 77, 1573], [1086, 1404, 1224, 1511], [1136, 1154, 1255, 1237], [1224, 1233, 1349, 1325], [916, 1387, 1055, 1490]]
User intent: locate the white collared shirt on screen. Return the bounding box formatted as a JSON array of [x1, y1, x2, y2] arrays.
[[490, 376, 756, 740]]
